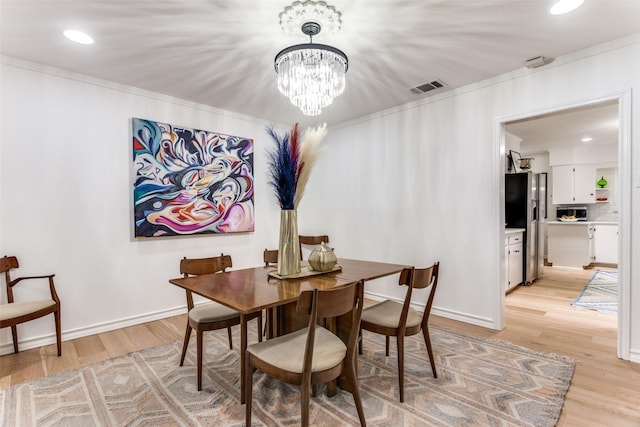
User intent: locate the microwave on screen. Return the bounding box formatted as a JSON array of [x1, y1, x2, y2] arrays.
[[556, 206, 587, 221]]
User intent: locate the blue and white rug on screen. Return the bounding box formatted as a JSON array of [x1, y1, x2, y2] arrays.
[[572, 270, 618, 313]]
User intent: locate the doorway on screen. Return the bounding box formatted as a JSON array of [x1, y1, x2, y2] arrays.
[[497, 92, 631, 359]]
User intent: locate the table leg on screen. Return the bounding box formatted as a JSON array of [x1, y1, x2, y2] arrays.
[[325, 317, 337, 397], [266, 307, 276, 339], [240, 313, 247, 404]]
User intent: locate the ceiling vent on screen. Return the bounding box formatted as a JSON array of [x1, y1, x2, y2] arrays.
[[410, 79, 446, 95]]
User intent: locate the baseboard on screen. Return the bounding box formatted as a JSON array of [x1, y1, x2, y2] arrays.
[[363, 291, 496, 330], [0, 305, 187, 356], [629, 348, 640, 363], [2, 295, 499, 356]]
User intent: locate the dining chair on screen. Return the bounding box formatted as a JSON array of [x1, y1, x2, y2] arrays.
[[179, 253, 262, 391], [245, 280, 367, 427], [359, 262, 440, 402], [0, 255, 62, 356], [263, 248, 278, 266], [299, 234, 330, 257]]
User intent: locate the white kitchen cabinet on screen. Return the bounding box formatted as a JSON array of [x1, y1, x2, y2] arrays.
[[505, 231, 524, 292], [593, 224, 618, 264], [552, 164, 596, 204], [547, 223, 592, 268]]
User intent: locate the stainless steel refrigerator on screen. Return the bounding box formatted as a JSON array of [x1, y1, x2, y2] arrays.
[[505, 171, 547, 284]]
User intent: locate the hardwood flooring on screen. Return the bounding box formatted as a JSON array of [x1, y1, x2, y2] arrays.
[[2, 266, 639, 426]]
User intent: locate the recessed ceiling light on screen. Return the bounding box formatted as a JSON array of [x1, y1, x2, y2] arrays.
[[550, 0, 584, 15], [581, 137, 593, 142], [63, 29, 94, 45]]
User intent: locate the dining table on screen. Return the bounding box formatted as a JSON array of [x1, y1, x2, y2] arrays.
[[168, 257, 409, 403]]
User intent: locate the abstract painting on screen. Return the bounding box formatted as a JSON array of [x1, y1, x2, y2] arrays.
[[132, 118, 254, 237]]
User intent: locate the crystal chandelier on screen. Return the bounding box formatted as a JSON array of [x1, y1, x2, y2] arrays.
[[274, 1, 348, 116]]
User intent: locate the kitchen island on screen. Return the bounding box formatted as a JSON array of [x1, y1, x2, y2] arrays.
[[547, 221, 618, 268]]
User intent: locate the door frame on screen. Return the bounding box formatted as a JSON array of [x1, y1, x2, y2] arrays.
[[495, 90, 631, 360]]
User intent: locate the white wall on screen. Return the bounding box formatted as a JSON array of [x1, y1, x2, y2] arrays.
[[2, 33, 640, 361], [305, 34, 640, 359], [0, 58, 289, 352]]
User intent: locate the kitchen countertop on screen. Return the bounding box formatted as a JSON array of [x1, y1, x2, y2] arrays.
[[547, 220, 618, 225], [505, 228, 526, 235]]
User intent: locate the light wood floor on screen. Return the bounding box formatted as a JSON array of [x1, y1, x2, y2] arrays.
[[2, 266, 639, 426]]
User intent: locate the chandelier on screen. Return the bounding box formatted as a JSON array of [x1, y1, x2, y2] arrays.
[[274, 1, 348, 116]]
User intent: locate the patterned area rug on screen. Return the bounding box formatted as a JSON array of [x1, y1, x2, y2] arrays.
[[572, 270, 618, 313], [0, 324, 575, 426]]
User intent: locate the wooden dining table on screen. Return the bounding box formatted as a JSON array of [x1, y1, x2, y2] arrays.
[[168, 258, 408, 403]]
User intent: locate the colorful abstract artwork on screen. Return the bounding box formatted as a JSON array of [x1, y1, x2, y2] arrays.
[[132, 118, 254, 237]]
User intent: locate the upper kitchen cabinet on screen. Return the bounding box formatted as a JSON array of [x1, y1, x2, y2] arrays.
[[552, 164, 595, 204]]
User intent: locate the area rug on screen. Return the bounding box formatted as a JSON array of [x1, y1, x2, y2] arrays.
[[0, 324, 575, 426], [572, 270, 618, 313]]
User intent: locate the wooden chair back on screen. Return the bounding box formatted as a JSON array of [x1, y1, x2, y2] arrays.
[[299, 235, 330, 261], [180, 253, 232, 311], [263, 249, 278, 266], [296, 279, 365, 370], [297, 279, 363, 321], [298, 235, 329, 246], [398, 263, 439, 323], [180, 253, 232, 277], [1, 255, 20, 303]]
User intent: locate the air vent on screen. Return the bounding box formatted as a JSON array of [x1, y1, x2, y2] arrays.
[[410, 79, 446, 94]]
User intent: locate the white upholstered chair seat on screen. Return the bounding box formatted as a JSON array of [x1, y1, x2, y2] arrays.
[[361, 300, 422, 329], [247, 326, 346, 373], [0, 300, 56, 322], [189, 302, 240, 323]]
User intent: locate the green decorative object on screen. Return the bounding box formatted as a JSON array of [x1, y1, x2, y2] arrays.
[[597, 176, 608, 188]]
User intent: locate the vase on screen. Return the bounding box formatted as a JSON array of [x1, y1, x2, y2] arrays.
[[277, 209, 301, 276], [597, 176, 608, 188], [308, 241, 337, 272]]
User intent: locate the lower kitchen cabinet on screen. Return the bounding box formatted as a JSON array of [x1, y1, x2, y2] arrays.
[[547, 223, 592, 268], [548, 222, 618, 268], [593, 224, 618, 264], [505, 231, 524, 292]]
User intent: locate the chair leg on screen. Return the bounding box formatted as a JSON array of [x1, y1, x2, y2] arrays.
[[180, 323, 192, 366], [197, 328, 204, 391], [343, 359, 367, 427], [227, 327, 233, 350], [244, 356, 253, 427], [257, 315, 263, 343], [422, 326, 437, 378], [397, 334, 405, 403], [263, 309, 269, 337], [301, 377, 311, 427], [54, 309, 62, 357], [385, 336, 390, 356], [10, 325, 18, 353]]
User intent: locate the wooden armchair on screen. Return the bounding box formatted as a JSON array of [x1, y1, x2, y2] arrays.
[[0, 255, 62, 356], [245, 279, 366, 426], [359, 262, 440, 402], [179, 253, 262, 391]]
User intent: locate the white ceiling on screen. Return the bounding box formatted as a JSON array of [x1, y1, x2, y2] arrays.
[[505, 100, 619, 154], [2, 1, 640, 128]]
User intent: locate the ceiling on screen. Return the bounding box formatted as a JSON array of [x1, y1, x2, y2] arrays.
[[505, 100, 619, 154], [2, 1, 640, 128]]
